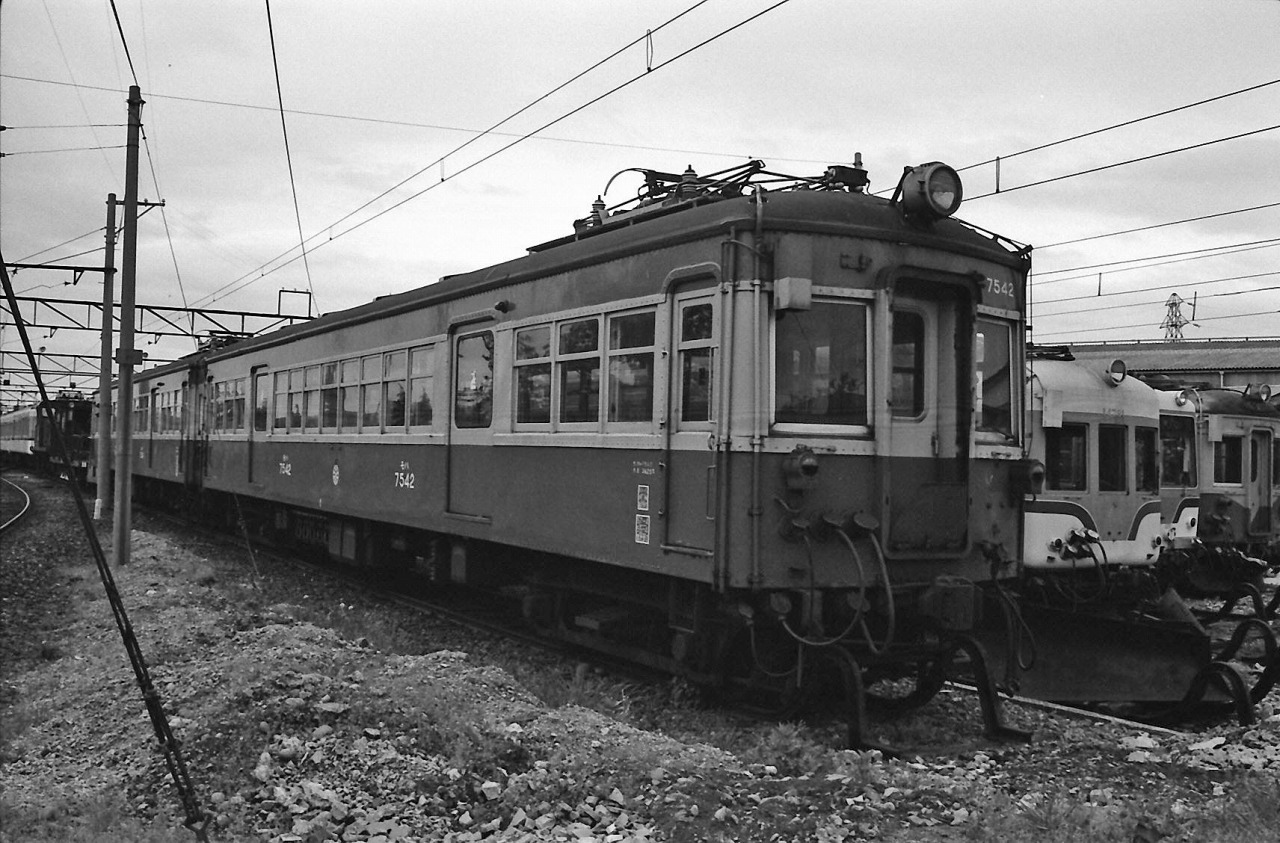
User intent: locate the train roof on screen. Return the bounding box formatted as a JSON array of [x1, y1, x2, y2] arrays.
[[1156, 386, 1280, 419], [1027, 356, 1159, 420], [185, 179, 1027, 368]]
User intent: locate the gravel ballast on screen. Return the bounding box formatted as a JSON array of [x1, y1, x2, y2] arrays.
[[4, 474, 1280, 842]]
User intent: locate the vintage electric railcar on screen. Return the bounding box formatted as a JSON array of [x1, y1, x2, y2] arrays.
[[1156, 383, 1280, 590], [1023, 352, 1163, 574], [99, 159, 1038, 734], [0, 391, 93, 478]]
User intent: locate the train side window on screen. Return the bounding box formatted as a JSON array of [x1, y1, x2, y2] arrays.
[[409, 346, 434, 428], [360, 355, 382, 432], [1136, 426, 1159, 492], [384, 351, 407, 430], [608, 310, 655, 423], [234, 379, 246, 430], [1160, 414, 1196, 487], [304, 366, 321, 431], [775, 301, 868, 426], [254, 373, 269, 432], [679, 302, 715, 423], [213, 383, 225, 432], [1274, 442, 1280, 488], [975, 320, 1014, 437], [891, 311, 925, 418], [321, 364, 339, 432], [1214, 436, 1244, 484], [1045, 422, 1087, 491], [273, 373, 288, 431], [340, 359, 359, 431], [455, 332, 494, 428], [1099, 424, 1128, 492], [558, 318, 601, 424], [515, 326, 552, 425]]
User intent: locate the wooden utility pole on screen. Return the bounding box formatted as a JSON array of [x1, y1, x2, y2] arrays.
[[112, 85, 143, 566], [95, 193, 118, 520]]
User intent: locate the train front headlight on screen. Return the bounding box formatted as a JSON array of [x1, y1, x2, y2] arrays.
[[901, 162, 963, 220]]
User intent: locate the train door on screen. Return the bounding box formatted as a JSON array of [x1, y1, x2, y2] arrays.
[[445, 327, 496, 521], [662, 288, 719, 554], [248, 367, 268, 484], [1250, 428, 1273, 535], [147, 385, 160, 469], [883, 285, 969, 554]]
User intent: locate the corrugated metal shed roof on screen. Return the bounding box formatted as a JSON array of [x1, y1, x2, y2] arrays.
[[1065, 339, 1280, 372]]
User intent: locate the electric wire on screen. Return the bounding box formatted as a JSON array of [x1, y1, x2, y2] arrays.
[[106, 0, 140, 86], [1034, 308, 1280, 340], [965, 124, 1280, 201], [955, 78, 1280, 174], [142, 130, 197, 347], [0, 145, 125, 156], [1, 123, 127, 129], [1036, 270, 1280, 307], [38, 0, 118, 180], [1036, 202, 1280, 250], [1033, 237, 1280, 281], [0, 73, 832, 166], [262, 0, 318, 313], [200, 0, 793, 305], [193, 0, 719, 307], [14, 227, 108, 262], [1033, 281, 1280, 320]]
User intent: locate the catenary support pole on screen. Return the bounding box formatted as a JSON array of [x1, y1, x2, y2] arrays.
[[95, 193, 118, 520], [112, 86, 143, 565]]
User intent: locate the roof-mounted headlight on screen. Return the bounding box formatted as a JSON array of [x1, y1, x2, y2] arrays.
[[900, 162, 963, 220]]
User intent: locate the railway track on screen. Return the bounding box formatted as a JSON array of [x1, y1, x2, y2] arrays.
[[0, 473, 34, 534]]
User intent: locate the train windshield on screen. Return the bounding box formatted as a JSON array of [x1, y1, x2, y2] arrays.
[[975, 320, 1014, 437], [774, 300, 869, 427]]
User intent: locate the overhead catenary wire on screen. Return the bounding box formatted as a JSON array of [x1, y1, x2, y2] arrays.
[[964, 124, 1280, 202], [1035, 201, 1280, 250], [1033, 237, 1280, 281], [955, 78, 1280, 174], [0, 145, 126, 156], [1034, 308, 1280, 340], [1036, 270, 1280, 307], [192, 0, 719, 308], [0, 72, 834, 167], [262, 0, 318, 313], [199, 0, 793, 305]]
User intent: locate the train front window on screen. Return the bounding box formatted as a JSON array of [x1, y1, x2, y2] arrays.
[[976, 320, 1013, 436], [1136, 426, 1159, 492], [1160, 414, 1196, 487], [1045, 423, 1087, 491], [774, 301, 868, 426], [1099, 424, 1127, 492], [891, 311, 925, 419], [1214, 436, 1243, 484]]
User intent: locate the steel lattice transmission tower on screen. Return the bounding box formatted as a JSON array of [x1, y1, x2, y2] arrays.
[[1160, 293, 1196, 340]]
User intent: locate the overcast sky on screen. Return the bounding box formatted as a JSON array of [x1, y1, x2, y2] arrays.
[[2, 0, 1278, 391]]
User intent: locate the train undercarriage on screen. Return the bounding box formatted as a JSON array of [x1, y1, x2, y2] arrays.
[[128, 477, 1280, 747]]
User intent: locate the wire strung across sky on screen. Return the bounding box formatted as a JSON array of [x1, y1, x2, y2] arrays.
[[194, 0, 792, 307], [263, 0, 318, 314]]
